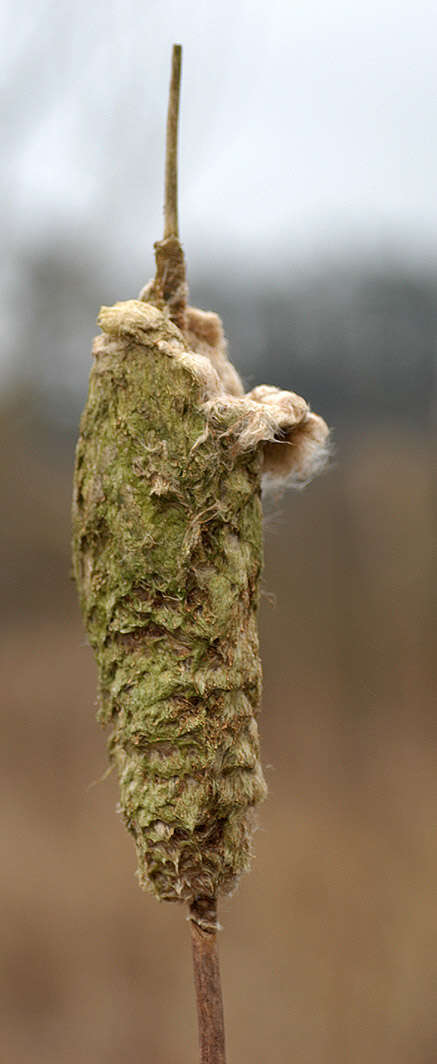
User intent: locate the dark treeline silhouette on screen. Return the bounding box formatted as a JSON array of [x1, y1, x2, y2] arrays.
[[196, 266, 437, 429]]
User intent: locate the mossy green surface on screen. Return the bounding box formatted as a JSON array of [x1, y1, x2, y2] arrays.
[[72, 300, 267, 904]]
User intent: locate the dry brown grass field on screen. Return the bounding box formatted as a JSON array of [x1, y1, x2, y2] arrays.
[[1, 416, 436, 1063]]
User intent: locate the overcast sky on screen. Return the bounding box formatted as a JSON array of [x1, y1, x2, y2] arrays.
[[2, 0, 437, 278]]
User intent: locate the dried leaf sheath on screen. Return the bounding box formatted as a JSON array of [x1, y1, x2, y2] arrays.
[[72, 298, 329, 907]]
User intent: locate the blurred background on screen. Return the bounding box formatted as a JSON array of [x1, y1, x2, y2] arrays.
[[2, 1, 437, 1061]]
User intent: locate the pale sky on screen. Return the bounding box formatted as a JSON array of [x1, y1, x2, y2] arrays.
[[2, 0, 437, 276]]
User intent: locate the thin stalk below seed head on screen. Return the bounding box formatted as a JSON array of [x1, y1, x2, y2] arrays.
[[190, 899, 227, 1064]]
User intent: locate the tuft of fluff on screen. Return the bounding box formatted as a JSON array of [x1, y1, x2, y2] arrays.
[[184, 305, 329, 485], [185, 306, 244, 398], [136, 288, 330, 485], [246, 385, 330, 486]]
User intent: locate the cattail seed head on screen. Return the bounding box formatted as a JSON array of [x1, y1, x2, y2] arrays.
[[72, 297, 328, 906]]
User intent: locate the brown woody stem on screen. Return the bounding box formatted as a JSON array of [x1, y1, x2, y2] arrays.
[[164, 43, 182, 240], [148, 43, 187, 330], [189, 899, 227, 1064]]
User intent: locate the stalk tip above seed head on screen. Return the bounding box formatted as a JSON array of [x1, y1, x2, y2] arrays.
[[164, 44, 183, 241], [145, 43, 187, 330]]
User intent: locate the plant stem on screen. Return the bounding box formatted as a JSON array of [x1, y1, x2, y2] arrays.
[[164, 43, 182, 240], [150, 43, 187, 329], [189, 899, 227, 1064]]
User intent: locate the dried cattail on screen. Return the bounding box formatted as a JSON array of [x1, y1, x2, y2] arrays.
[[72, 44, 329, 1061]]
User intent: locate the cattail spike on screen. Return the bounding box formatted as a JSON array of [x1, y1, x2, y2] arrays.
[[73, 44, 330, 1064]]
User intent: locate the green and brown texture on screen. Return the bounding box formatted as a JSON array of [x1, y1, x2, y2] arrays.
[[72, 295, 329, 914]]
